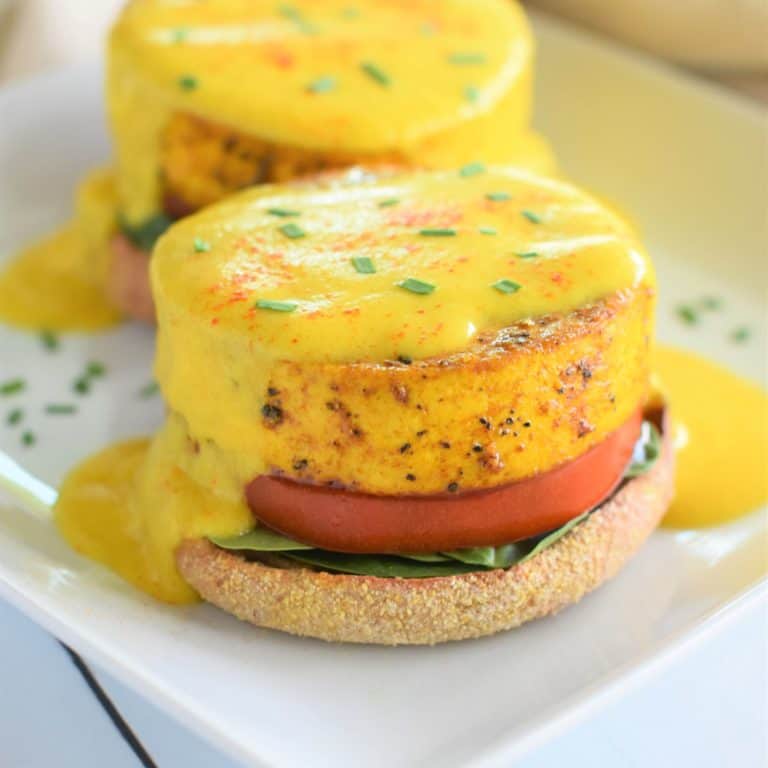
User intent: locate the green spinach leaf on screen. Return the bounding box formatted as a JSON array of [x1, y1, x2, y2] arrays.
[[119, 212, 174, 252], [626, 421, 661, 478]]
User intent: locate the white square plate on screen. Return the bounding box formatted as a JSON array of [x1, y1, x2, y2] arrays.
[[0, 14, 766, 768]]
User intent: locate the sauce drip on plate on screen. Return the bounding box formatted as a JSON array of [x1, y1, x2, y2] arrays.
[[0, 170, 120, 331], [654, 344, 768, 528]]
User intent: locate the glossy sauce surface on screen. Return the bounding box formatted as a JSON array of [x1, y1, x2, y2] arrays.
[[108, 0, 543, 223], [654, 345, 768, 528], [154, 166, 651, 364]]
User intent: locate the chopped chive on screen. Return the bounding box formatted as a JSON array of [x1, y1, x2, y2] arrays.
[[86, 361, 106, 378], [676, 305, 698, 325], [40, 330, 59, 351], [492, 279, 522, 295], [278, 4, 300, 18], [464, 85, 480, 102], [360, 61, 390, 86], [341, 7, 360, 19], [1, 378, 25, 396], [21, 431, 35, 447], [730, 326, 751, 343], [278, 3, 315, 32], [398, 278, 436, 295], [478, 226, 497, 235], [378, 198, 399, 207], [6, 408, 23, 426], [701, 296, 723, 311], [45, 403, 77, 415], [279, 222, 305, 239], [486, 191, 511, 202], [73, 377, 91, 395], [459, 162, 485, 178], [171, 27, 188, 43], [448, 52, 486, 65], [522, 210, 542, 224], [266, 207, 301, 217], [138, 381, 159, 399], [419, 228, 456, 237], [307, 76, 336, 93], [193, 237, 210, 253], [255, 299, 299, 312], [516, 251, 538, 259], [351, 256, 376, 274], [178, 74, 198, 91]]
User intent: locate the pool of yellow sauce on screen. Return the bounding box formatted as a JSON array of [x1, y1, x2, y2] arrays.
[[654, 345, 768, 528], [0, 170, 121, 331]]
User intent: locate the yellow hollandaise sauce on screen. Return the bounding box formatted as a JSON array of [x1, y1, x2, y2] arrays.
[[0, 170, 121, 331], [108, 0, 551, 224], [654, 345, 768, 528], [55, 417, 253, 603]]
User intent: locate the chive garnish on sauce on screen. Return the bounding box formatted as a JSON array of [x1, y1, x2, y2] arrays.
[[492, 279, 522, 295], [178, 74, 198, 91], [351, 256, 376, 274], [448, 52, 486, 65], [1, 378, 25, 396], [459, 162, 485, 178], [464, 85, 480, 102], [360, 61, 390, 86], [255, 299, 299, 312], [516, 251, 538, 259], [171, 27, 188, 43], [478, 226, 497, 235], [21, 431, 35, 447], [267, 208, 301, 217], [522, 210, 542, 224], [419, 228, 456, 237], [45, 404, 77, 415], [378, 198, 399, 207], [307, 76, 336, 93], [486, 191, 511, 202], [193, 237, 210, 253], [398, 278, 436, 295], [279, 222, 306, 239]]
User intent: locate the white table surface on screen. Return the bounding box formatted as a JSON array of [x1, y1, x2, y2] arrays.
[[2, 593, 766, 768]]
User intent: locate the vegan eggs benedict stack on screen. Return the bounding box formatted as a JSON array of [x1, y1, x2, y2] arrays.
[[0, 0, 554, 330], [55, 165, 674, 644]]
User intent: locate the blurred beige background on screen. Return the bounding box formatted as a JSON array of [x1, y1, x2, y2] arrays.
[[1, 0, 767, 101]]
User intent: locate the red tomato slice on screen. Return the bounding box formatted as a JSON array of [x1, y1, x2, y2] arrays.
[[246, 408, 643, 553]]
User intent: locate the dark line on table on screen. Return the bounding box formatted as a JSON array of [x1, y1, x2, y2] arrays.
[[60, 642, 159, 768]]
